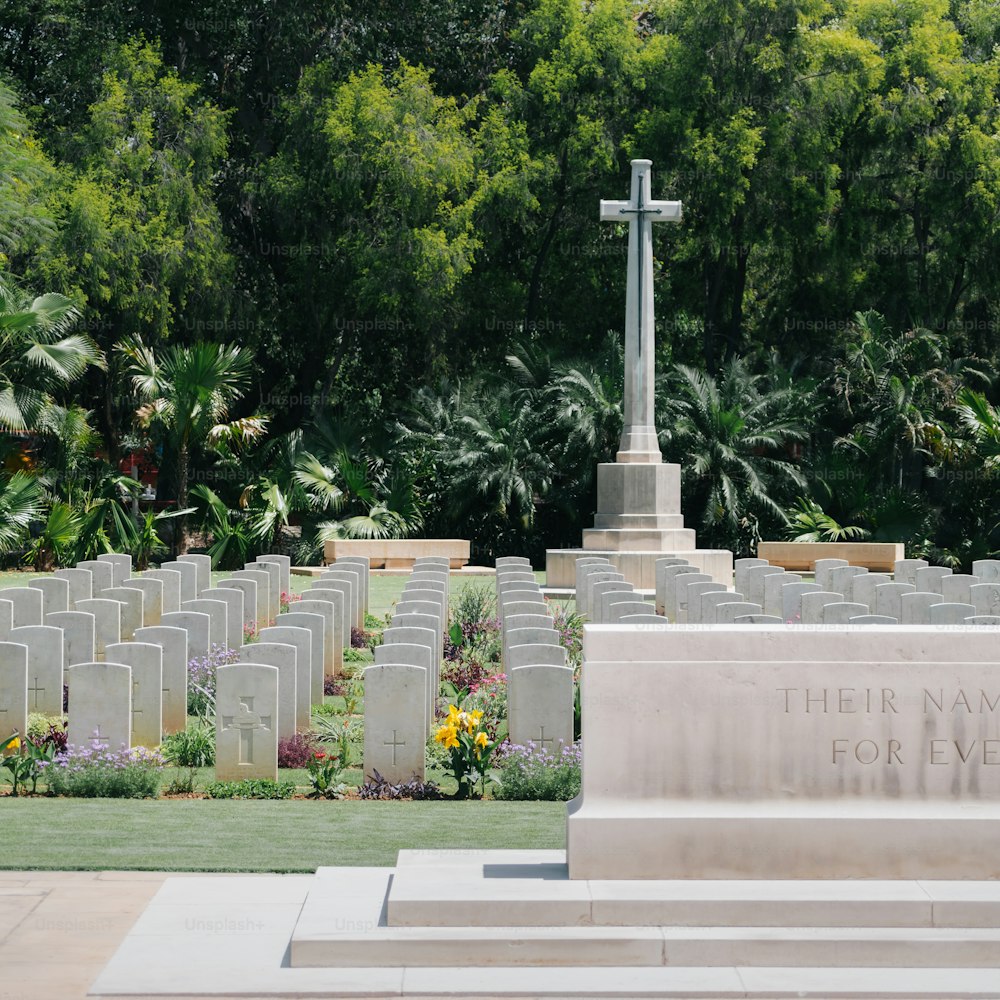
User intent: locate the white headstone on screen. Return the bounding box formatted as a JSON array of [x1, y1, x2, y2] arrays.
[[781, 582, 822, 623], [899, 591, 944, 624], [0, 642, 28, 742], [821, 602, 870, 625], [508, 664, 574, 753], [28, 577, 69, 616], [45, 611, 95, 667], [971, 559, 1000, 582], [246, 561, 280, 621], [741, 565, 784, 610], [852, 573, 893, 610], [375, 640, 435, 729], [258, 626, 312, 731], [106, 642, 162, 748], [9, 625, 64, 716], [215, 663, 278, 781], [894, 558, 928, 586], [295, 598, 336, 681], [134, 626, 188, 734], [799, 591, 847, 625], [75, 598, 121, 659], [940, 574, 979, 606], [324, 568, 362, 629], [681, 581, 725, 624], [0, 587, 43, 626], [914, 566, 952, 594], [143, 568, 183, 614], [275, 611, 325, 708], [874, 582, 915, 620], [54, 567, 92, 608], [177, 553, 212, 596], [119, 577, 163, 627], [716, 602, 763, 623], [240, 642, 296, 742], [657, 565, 699, 619], [257, 554, 291, 601], [76, 560, 114, 595], [970, 583, 1000, 617], [505, 643, 568, 672], [219, 577, 258, 630], [336, 556, 371, 615], [160, 560, 198, 602], [97, 552, 132, 587], [763, 573, 800, 618], [813, 558, 849, 589], [849, 614, 898, 624], [160, 611, 211, 661], [181, 598, 228, 652], [228, 569, 269, 626], [928, 603, 977, 625], [103, 586, 144, 641], [827, 565, 868, 601], [307, 586, 348, 675], [362, 663, 427, 783], [67, 661, 131, 750], [202, 587, 244, 652]]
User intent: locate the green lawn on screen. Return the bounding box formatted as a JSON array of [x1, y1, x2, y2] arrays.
[[0, 798, 566, 871]]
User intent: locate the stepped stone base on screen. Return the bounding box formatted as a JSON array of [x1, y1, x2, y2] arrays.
[[92, 851, 1000, 998]]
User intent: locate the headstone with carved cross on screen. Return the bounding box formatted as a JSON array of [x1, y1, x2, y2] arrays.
[[45, 611, 95, 668], [508, 664, 574, 754], [67, 661, 131, 750], [240, 642, 296, 743], [0, 642, 28, 745], [363, 663, 427, 783], [107, 643, 162, 749], [9, 625, 64, 717], [135, 625, 188, 735], [216, 663, 278, 780]]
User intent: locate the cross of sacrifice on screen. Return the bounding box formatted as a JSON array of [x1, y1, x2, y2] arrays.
[[600, 159, 682, 464]]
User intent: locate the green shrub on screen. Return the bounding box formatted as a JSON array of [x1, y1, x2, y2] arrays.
[[44, 744, 164, 798], [161, 723, 216, 767], [493, 742, 581, 801], [204, 779, 296, 799]]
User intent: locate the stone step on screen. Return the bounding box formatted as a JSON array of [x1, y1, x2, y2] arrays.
[[290, 865, 1000, 969], [386, 850, 1000, 929]]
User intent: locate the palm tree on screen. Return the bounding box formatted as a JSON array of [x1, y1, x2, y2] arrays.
[[659, 358, 811, 552], [0, 277, 103, 433], [120, 339, 268, 553], [0, 471, 44, 556]]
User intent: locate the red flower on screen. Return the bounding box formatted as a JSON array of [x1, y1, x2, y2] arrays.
[[314, 752, 327, 760]]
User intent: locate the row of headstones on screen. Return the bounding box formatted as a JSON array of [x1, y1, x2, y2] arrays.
[[495, 557, 574, 754], [0, 553, 375, 784], [576, 557, 665, 625], [363, 556, 453, 783], [655, 555, 1000, 625]]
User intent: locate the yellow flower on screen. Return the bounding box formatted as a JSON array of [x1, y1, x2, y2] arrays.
[[475, 732, 488, 750], [434, 725, 459, 750], [8, 737, 20, 751]]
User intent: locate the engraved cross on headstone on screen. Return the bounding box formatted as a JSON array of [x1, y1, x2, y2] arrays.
[[27, 676, 45, 710], [91, 725, 106, 744], [384, 730, 406, 766], [222, 697, 271, 765], [534, 726, 555, 752], [600, 159, 682, 464], [131, 679, 143, 728]]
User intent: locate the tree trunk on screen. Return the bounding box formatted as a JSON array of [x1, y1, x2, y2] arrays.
[[176, 440, 190, 555]]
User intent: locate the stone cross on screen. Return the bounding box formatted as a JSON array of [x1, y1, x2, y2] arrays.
[[535, 726, 555, 752], [222, 698, 271, 766], [27, 675, 45, 710], [600, 158, 682, 463]]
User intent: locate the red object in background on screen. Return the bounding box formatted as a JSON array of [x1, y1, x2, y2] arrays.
[[119, 449, 159, 487]]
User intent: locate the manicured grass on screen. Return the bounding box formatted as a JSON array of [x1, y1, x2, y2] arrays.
[[0, 798, 566, 871]]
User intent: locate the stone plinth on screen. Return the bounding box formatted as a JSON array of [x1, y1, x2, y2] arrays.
[[568, 624, 1000, 880]]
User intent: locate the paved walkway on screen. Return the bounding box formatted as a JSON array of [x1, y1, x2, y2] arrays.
[[0, 870, 213, 1000]]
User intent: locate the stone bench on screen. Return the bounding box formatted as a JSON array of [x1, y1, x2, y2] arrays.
[[757, 541, 904, 573], [322, 538, 471, 570]]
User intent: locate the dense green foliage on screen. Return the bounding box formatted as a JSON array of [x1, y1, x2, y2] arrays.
[[1, 0, 999, 562]]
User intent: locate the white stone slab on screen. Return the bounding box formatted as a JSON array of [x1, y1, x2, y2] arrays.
[[241, 642, 296, 742], [200, 587, 244, 649], [506, 643, 568, 671], [970, 583, 1000, 617], [106, 642, 162, 748], [799, 591, 846, 625], [929, 603, 978, 625], [143, 568, 182, 613], [741, 565, 785, 611], [324, 567, 362, 629], [781, 581, 822, 623], [715, 602, 762, 623], [28, 576, 69, 615], [160, 560, 199, 602], [276, 612, 325, 708], [763, 572, 800, 618], [135, 625, 188, 734], [74, 597, 121, 659], [508, 664, 574, 752], [813, 558, 849, 589], [177, 553, 212, 595], [0, 587, 42, 626], [219, 576, 257, 627], [363, 663, 427, 783], [45, 610, 95, 666], [247, 560, 281, 621], [681, 581, 725, 624], [161, 610, 211, 662], [258, 553, 292, 601], [259, 626, 313, 731], [103, 585, 144, 640], [828, 565, 867, 600], [9, 624, 64, 716], [67, 660, 131, 750], [306, 587, 347, 675], [295, 598, 336, 681], [53, 567, 92, 607], [941, 574, 980, 606], [895, 558, 929, 586], [971, 559, 1000, 582], [76, 559, 114, 595], [216, 663, 279, 781], [97, 552, 132, 586], [900, 591, 944, 624], [914, 566, 953, 594], [119, 577, 163, 626], [822, 602, 870, 625], [181, 598, 228, 652], [0, 641, 28, 742], [874, 582, 915, 620]]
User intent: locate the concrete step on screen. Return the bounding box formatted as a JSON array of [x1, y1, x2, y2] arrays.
[[289, 864, 1000, 969]]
